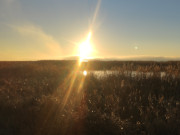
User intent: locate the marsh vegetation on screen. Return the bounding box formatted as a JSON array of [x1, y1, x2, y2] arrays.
[[0, 61, 179, 135]]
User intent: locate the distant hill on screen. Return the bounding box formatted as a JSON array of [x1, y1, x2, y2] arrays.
[[62, 56, 80, 60], [62, 56, 180, 61]]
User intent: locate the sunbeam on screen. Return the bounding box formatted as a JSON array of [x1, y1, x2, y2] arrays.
[[90, 0, 102, 30]]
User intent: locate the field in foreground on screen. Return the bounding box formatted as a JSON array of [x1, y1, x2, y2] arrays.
[[0, 61, 180, 135]]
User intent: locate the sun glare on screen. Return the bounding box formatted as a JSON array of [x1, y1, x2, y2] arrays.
[[83, 70, 87, 76], [79, 32, 93, 63]]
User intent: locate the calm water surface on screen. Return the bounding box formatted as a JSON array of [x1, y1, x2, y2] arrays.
[[80, 70, 169, 79]]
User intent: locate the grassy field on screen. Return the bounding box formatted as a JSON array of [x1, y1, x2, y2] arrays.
[[0, 61, 179, 135]]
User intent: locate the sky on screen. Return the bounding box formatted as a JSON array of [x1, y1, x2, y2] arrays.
[[0, 0, 180, 60]]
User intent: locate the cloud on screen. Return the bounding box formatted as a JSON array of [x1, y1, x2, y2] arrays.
[[9, 24, 62, 59]]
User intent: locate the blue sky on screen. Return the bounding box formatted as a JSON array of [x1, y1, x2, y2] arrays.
[[0, 0, 180, 60]]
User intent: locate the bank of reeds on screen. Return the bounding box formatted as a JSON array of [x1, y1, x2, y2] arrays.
[[0, 61, 179, 135]]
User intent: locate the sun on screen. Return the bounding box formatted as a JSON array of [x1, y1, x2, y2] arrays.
[[78, 32, 93, 62]]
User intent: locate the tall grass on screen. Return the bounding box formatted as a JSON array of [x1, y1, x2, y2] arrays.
[[0, 61, 179, 135]]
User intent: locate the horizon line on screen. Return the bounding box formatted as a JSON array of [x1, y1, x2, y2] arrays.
[[0, 55, 180, 62]]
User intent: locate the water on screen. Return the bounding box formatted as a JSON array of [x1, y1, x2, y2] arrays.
[[80, 70, 171, 79]]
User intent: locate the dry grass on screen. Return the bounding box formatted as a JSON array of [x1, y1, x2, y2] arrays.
[[0, 61, 179, 135]]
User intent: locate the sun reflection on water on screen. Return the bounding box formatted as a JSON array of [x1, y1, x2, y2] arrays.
[[83, 70, 87, 76]]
